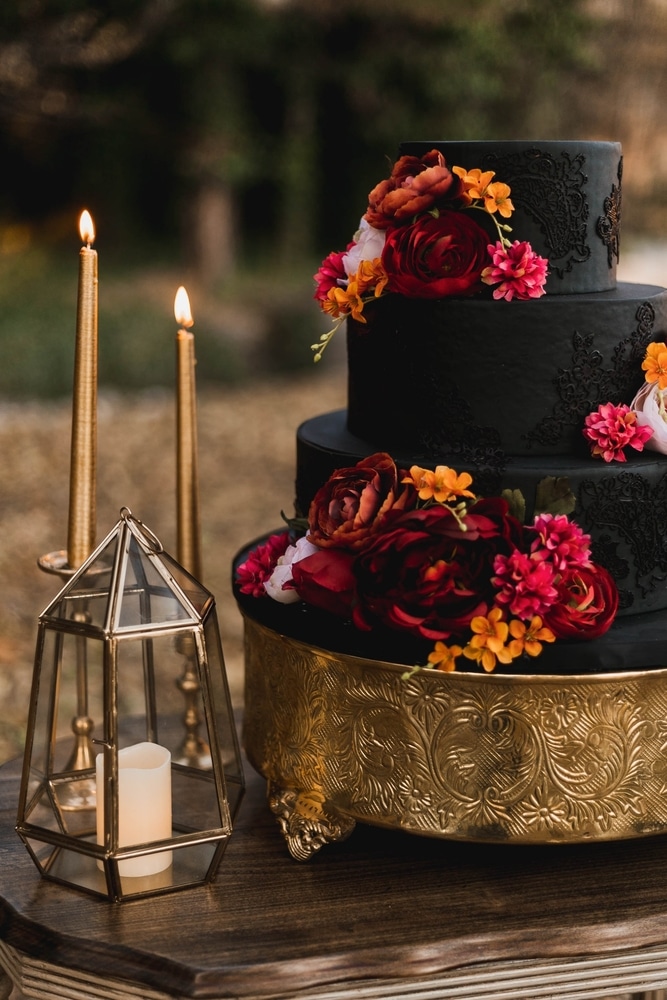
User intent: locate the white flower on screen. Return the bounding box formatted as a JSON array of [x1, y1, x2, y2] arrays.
[[631, 381, 667, 454], [341, 218, 386, 279], [264, 536, 318, 603]]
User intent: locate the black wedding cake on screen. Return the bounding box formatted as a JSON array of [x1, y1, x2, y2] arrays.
[[236, 140, 667, 677]]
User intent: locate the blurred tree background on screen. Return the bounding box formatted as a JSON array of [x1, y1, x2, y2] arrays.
[[1, 0, 666, 397]]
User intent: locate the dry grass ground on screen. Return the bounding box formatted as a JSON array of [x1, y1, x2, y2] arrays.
[[0, 368, 344, 764]]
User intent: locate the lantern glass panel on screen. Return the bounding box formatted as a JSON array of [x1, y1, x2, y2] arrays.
[[112, 630, 231, 832], [55, 842, 222, 901], [44, 535, 116, 629], [113, 632, 195, 743], [116, 535, 198, 631], [23, 626, 103, 831], [202, 613, 244, 798], [158, 550, 212, 616]]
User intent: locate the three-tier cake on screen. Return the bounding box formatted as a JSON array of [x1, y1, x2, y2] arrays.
[[235, 141, 667, 857]]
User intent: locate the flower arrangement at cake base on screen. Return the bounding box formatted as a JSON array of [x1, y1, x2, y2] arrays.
[[234, 452, 667, 858]]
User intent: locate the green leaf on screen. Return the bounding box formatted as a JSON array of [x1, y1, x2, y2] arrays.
[[534, 477, 576, 516], [501, 488, 526, 522]]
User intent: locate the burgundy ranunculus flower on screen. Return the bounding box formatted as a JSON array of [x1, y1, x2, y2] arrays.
[[351, 500, 520, 641], [364, 150, 461, 230], [543, 564, 619, 639], [381, 210, 491, 299], [308, 451, 414, 551], [291, 548, 356, 618]]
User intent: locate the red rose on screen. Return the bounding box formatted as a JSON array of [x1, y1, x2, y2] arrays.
[[291, 548, 356, 618], [308, 452, 414, 551], [364, 150, 460, 229], [381, 210, 491, 299], [351, 500, 520, 641], [543, 564, 619, 639]]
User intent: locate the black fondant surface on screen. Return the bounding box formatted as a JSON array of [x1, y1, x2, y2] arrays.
[[346, 284, 667, 459]]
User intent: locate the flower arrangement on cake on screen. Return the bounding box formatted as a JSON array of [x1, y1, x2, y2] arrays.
[[584, 340, 667, 460], [311, 149, 549, 360], [236, 452, 618, 675]]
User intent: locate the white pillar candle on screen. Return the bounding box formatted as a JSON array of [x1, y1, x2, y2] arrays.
[[96, 742, 172, 878]]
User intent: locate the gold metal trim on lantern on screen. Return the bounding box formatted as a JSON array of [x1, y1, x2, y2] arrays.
[[241, 612, 667, 860], [18, 509, 244, 902]]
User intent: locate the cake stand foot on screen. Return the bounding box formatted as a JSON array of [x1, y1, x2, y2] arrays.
[[267, 782, 356, 860]]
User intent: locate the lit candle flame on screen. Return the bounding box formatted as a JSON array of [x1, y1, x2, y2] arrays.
[[174, 286, 194, 328], [79, 210, 95, 246]]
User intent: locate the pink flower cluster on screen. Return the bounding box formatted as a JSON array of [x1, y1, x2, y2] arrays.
[[313, 250, 347, 306], [492, 514, 601, 625], [481, 240, 550, 302], [583, 402, 654, 463], [236, 531, 291, 598]]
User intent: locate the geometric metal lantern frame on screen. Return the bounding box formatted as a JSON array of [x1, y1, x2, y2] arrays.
[[16, 508, 244, 902]]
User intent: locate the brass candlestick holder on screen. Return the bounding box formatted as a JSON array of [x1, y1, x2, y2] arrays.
[[174, 634, 212, 768]]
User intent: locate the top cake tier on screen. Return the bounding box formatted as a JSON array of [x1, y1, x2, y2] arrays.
[[400, 140, 622, 295]]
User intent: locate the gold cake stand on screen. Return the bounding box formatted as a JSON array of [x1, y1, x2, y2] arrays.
[[242, 612, 667, 860]]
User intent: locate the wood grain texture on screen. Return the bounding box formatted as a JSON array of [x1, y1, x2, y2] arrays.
[[3, 752, 667, 999]]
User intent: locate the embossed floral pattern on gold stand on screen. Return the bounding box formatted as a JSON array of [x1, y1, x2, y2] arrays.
[[242, 615, 667, 860]]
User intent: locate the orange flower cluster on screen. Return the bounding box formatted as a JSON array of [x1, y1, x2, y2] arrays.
[[402, 464, 475, 503], [452, 166, 515, 218], [428, 609, 556, 674], [321, 259, 388, 323], [642, 341, 667, 390]]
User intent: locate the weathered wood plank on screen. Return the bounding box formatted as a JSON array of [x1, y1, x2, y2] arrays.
[[3, 754, 667, 999]]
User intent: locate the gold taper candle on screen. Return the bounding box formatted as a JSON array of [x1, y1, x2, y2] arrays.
[[67, 210, 98, 569], [175, 286, 202, 579]]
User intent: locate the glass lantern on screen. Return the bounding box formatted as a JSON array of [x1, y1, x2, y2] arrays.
[[16, 508, 244, 902]]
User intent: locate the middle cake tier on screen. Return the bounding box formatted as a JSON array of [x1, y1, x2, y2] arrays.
[[346, 283, 667, 458]]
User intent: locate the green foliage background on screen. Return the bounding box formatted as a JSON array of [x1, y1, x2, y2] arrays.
[[0, 0, 660, 397]]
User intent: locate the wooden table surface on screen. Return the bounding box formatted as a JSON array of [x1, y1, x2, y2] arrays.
[[3, 751, 667, 1000]]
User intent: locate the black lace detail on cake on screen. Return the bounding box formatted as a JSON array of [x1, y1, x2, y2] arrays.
[[596, 156, 623, 268], [589, 533, 633, 611], [579, 470, 667, 608], [418, 384, 507, 496], [523, 301, 656, 449], [482, 147, 590, 279]]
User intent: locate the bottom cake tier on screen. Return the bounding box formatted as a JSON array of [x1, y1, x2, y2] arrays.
[[238, 574, 667, 859], [296, 410, 667, 618]]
